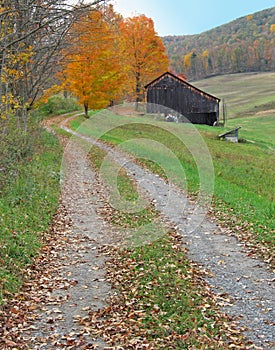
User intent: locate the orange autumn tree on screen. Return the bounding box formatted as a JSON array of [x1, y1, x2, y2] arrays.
[[119, 15, 169, 103], [61, 8, 123, 117]]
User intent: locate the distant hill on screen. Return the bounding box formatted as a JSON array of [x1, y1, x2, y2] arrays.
[[162, 7, 275, 80]]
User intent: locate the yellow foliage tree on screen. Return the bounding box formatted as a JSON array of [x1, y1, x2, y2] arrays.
[[119, 15, 169, 103], [202, 50, 209, 72], [183, 52, 193, 70], [61, 8, 123, 117], [270, 24, 275, 34], [1, 46, 33, 120]]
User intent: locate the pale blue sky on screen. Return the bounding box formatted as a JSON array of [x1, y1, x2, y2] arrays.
[[111, 0, 275, 36]]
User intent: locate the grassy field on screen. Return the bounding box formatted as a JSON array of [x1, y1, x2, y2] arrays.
[[69, 72, 275, 260], [195, 73, 274, 250], [195, 72, 275, 151], [195, 72, 275, 120]]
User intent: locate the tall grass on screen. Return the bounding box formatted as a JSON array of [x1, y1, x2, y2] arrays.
[[0, 120, 62, 304], [37, 94, 80, 117]]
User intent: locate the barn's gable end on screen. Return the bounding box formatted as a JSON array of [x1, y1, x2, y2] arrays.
[[145, 72, 220, 126]]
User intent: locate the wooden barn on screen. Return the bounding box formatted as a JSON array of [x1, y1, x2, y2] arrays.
[[145, 72, 220, 126]]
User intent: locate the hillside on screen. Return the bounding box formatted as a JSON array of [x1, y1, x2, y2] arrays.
[[163, 7, 275, 80], [194, 72, 275, 121]]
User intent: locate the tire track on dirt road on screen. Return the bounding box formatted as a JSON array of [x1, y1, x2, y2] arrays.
[[20, 134, 118, 349]]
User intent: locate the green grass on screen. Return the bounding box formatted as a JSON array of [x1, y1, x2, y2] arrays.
[[197, 121, 274, 248], [0, 128, 62, 303], [226, 115, 275, 150], [51, 125, 74, 138], [196, 116, 275, 152], [37, 94, 80, 117], [69, 116, 86, 131], [69, 110, 98, 130], [69, 96, 274, 258]]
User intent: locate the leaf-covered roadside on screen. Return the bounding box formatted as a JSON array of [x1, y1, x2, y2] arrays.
[[0, 204, 108, 349], [0, 207, 75, 349], [209, 202, 274, 267]]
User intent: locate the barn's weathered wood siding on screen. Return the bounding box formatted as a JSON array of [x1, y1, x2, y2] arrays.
[[145, 72, 220, 126]]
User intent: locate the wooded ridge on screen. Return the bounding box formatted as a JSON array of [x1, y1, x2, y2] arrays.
[[163, 7, 275, 80]]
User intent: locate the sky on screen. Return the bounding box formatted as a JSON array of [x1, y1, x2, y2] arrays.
[[111, 0, 275, 36]]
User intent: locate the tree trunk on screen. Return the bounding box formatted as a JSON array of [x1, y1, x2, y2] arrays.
[[135, 70, 141, 111], [84, 102, 89, 118]]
